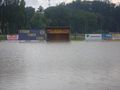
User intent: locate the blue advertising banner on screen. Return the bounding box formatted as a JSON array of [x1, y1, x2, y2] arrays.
[[102, 34, 112, 40], [19, 30, 45, 40]]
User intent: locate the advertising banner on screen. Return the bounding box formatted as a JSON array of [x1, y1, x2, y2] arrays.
[[102, 34, 112, 40], [47, 29, 69, 34], [112, 34, 120, 40], [7, 35, 18, 40], [19, 30, 30, 33], [19, 30, 45, 40], [85, 34, 102, 40]]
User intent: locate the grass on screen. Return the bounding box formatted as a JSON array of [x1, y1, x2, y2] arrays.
[[0, 35, 7, 41], [70, 35, 85, 41]]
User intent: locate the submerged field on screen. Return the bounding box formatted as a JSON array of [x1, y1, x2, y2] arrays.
[[0, 41, 120, 90]]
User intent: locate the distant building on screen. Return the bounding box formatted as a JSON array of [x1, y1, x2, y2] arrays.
[[46, 26, 70, 41]]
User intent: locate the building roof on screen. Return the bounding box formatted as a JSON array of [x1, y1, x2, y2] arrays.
[[46, 26, 70, 29]]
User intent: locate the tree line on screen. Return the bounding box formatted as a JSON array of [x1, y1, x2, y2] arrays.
[[0, 0, 120, 34]]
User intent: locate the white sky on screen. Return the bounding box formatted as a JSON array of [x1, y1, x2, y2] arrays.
[[25, 0, 72, 9], [25, 0, 120, 10]]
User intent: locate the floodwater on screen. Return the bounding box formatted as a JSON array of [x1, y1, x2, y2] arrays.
[[0, 41, 120, 90]]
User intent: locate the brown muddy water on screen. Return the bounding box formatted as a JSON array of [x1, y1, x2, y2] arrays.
[[0, 41, 120, 90]]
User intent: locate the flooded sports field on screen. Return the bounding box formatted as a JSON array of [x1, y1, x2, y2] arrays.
[[0, 41, 120, 90]]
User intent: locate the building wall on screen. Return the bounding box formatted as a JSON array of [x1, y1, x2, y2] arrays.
[[46, 27, 70, 41], [47, 34, 69, 41]]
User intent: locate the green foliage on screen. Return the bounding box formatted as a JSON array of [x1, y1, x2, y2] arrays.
[[0, 35, 7, 40], [44, 5, 99, 33], [19, 0, 25, 29], [25, 7, 35, 29], [37, 6, 44, 12], [30, 12, 47, 29], [0, 0, 120, 34], [44, 0, 120, 33]]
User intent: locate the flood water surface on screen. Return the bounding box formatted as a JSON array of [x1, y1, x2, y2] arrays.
[[0, 41, 120, 90]]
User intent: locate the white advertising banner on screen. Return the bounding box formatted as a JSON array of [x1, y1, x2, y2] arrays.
[[112, 34, 120, 40], [85, 34, 102, 40]]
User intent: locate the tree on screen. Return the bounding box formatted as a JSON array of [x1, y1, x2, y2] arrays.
[[30, 12, 47, 29], [0, 0, 20, 34], [25, 6, 35, 29], [18, 0, 25, 29], [44, 5, 98, 33], [114, 5, 120, 32], [0, 0, 120, 34], [37, 6, 44, 13]]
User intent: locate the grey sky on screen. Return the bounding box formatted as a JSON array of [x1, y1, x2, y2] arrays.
[[25, 0, 72, 9], [25, 0, 119, 10]]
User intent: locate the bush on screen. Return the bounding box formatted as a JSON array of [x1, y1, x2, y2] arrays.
[[0, 35, 7, 40]]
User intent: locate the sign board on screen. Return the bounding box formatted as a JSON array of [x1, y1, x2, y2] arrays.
[[7, 35, 18, 40], [47, 29, 69, 34], [40, 30, 45, 35], [85, 34, 102, 40], [19, 30, 30, 33], [102, 34, 112, 40], [19, 30, 45, 40], [112, 34, 120, 40]]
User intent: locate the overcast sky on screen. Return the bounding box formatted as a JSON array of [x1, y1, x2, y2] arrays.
[[25, 0, 120, 10]]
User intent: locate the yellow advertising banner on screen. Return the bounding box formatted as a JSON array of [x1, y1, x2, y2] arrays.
[[47, 29, 69, 34], [20, 30, 30, 33], [112, 34, 120, 40]]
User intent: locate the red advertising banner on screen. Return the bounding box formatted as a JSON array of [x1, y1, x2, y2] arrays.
[[7, 35, 18, 40]]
